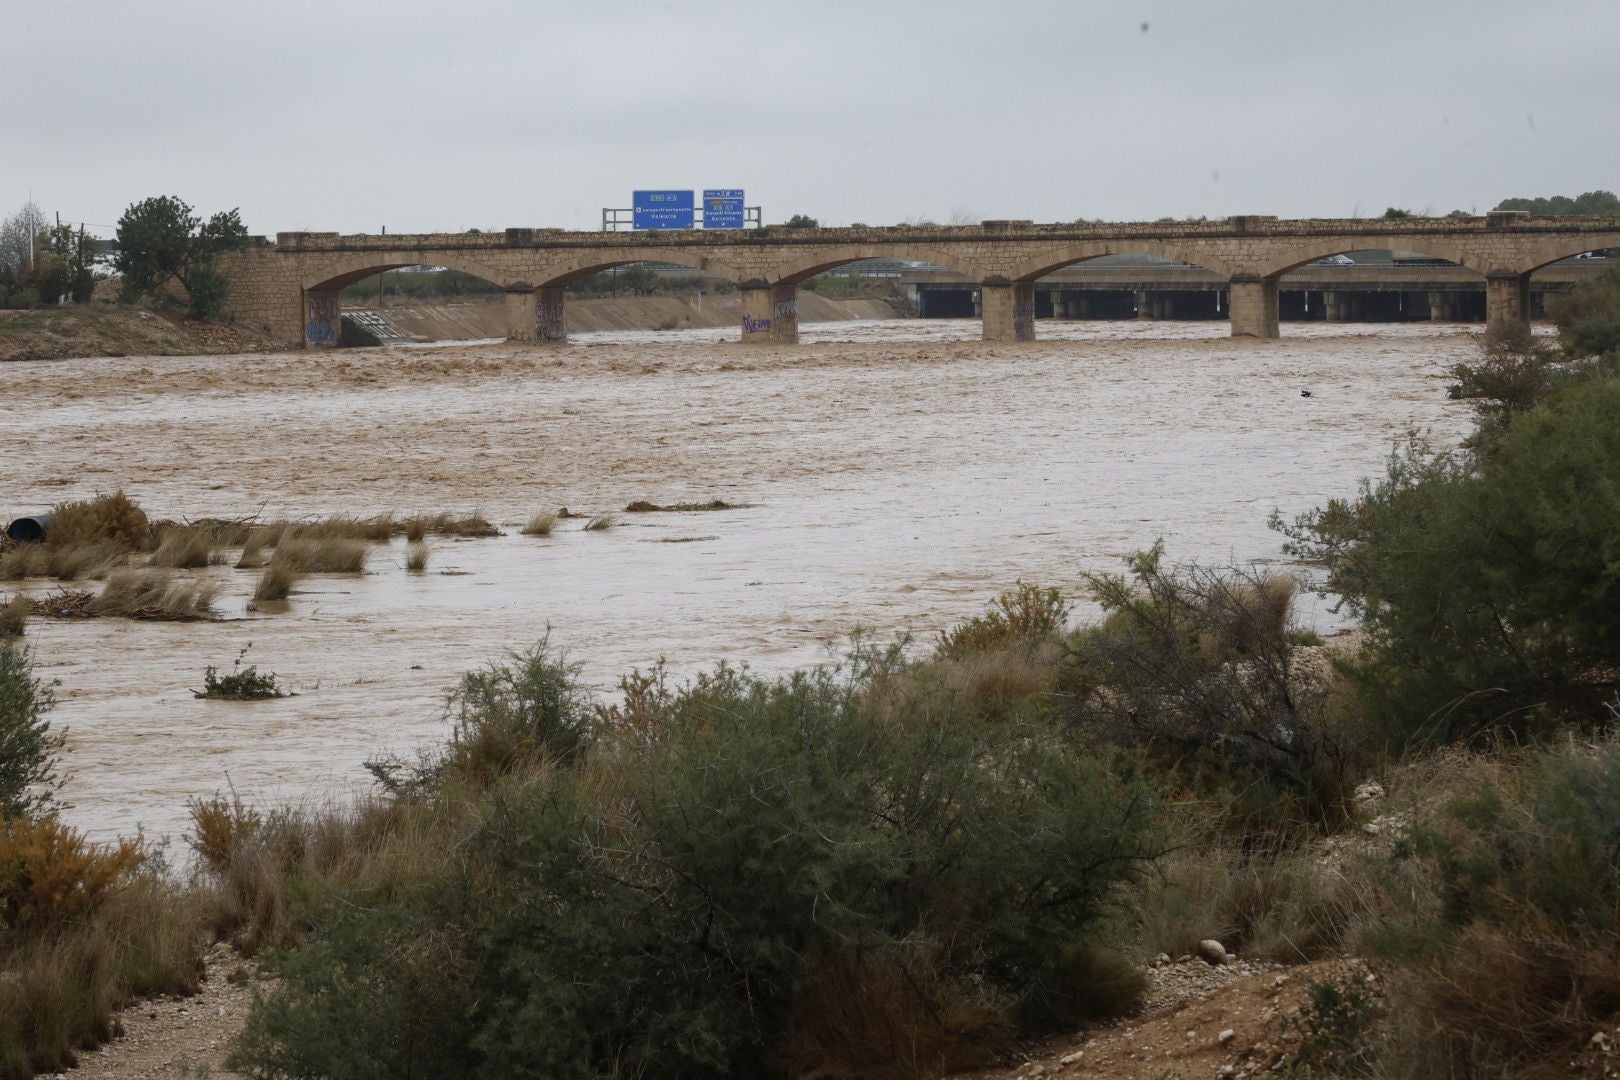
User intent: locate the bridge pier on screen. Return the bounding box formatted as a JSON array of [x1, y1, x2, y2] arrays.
[[302, 288, 342, 348], [741, 283, 799, 344], [981, 280, 1036, 341], [1486, 270, 1531, 328], [506, 285, 568, 343], [1228, 274, 1280, 338]]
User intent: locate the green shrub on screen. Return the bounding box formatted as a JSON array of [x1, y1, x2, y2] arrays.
[[936, 582, 1068, 660], [1279, 378, 1620, 746], [366, 638, 594, 795], [196, 647, 286, 700], [236, 649, 1161, 1079], [0, 643, 61, 819], [1061, 545, 1361, 830]]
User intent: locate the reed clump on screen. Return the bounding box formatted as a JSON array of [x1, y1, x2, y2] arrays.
[[269, 537, 367, 575], [90, 570, 217, 620], [520, 512, 556, 537], [583, 513, 615, 531], [0, 546, 49, 582], [253, 562, 303, 602], [405, 544, 430, 572], [148, 526, 214, 570], [401, 512, 500, 539], [0, 596, 26, 639]]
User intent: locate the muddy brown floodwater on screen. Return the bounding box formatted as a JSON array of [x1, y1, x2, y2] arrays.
[[1, 319, 1476, 843]]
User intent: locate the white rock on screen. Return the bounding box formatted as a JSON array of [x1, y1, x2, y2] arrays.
[[1219, 1028, 1236, 1045], [1197, 939, 1228, 965]]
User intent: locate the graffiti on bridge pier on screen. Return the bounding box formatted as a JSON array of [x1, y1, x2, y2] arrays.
[[304, 294, 340, 346], [536, 291, 567, 343], [1013, 301, 1036, 342]]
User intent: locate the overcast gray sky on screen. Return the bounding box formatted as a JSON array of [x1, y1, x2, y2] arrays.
[[5, 0, 1617, 237]]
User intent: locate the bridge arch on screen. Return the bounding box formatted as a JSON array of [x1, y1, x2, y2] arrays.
[[302, 254, 515, 293], [533, 250, 747, 288], [1510, 232, 1620, 274], [1257, 237, 1485, 279], [765, 245, 988, 286], [1008, 242, 1239, 283]]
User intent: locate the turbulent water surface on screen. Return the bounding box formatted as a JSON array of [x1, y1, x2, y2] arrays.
[[1, 319, 1478, 841]]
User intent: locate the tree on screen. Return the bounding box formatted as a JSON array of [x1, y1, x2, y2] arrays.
[[1493, 191, 1620, 217], [45, 223, 99, 303], [114, 195, 249, 319], [0, 643, 62, 820], [781, 213, 819, 228], [0, 201, 47, 279], [1382, 207, 1413, 219]]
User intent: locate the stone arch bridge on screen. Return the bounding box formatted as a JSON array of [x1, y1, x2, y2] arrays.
[[213, 212, 1620, 348]]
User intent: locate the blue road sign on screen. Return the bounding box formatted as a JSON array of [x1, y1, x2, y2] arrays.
[[633, 190, 695, 230], [703, 189, 745, 229]]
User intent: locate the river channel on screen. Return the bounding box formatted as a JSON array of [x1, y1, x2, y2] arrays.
[[1, 318, 1477, 842]]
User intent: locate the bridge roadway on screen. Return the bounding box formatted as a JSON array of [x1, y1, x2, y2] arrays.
[[212, 213, 1620, 348]]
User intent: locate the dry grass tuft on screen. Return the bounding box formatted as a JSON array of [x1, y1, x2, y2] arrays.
[[46, 542, 127, 581], [253, 562, 303, 602], [521, 512, 556, 537], [583, 513, 615, 532], [304, 515, 393, 543], [48, 491, 149, 550], [1132, 843, 1374, 964], [0, 545, 49, 581], [405, 543, 430, 572], [270, 537, 367, 575], [148, 526, 214, 569], [0, 594, 26, 638], [623, 498, 747, 513], [401, 512, 500, 539], [91, 570, 217, 620], [188, 792, 450, 957]]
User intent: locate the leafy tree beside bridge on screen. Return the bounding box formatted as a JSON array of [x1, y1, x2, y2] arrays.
[[114, 196, 249, 319], [1493, 190, 1620, 216]]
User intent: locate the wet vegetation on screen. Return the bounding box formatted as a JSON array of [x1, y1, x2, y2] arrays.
[[195, 647, 286, 701], [623, 498, 748, 512], [0, 504, 513, 626]]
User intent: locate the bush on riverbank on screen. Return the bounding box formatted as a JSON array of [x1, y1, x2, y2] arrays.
[[228, 640, 1163, 1078]]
